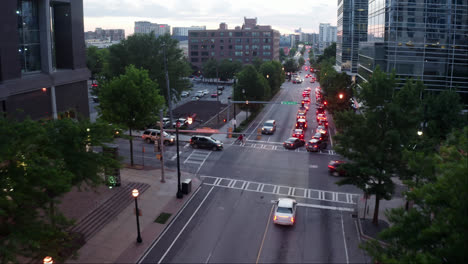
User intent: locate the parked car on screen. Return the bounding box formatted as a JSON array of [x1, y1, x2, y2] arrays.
[[172, 118, 188, 129], [141, 129, 175, 145], [273, 198, 297, 226], [202, 89, 209, 95], [190, 135, 223, 150], [191, 96, 200, 101], [195, 91, 204, 97], [261, 120, 276, 134], [181, 91, 190, 97], [211, 92, 218, 98]]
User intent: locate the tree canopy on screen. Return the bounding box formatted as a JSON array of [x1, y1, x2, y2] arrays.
[[364, 127, 468, 264], [0, 117, 118, 263], [104, 33, 191, 104], [97, 65, 165, 166], [233, 65, 271, 109]]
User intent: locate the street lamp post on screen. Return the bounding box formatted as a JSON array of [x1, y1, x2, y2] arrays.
[[132, 189, 142, 243], [175, 120, 183, 199]]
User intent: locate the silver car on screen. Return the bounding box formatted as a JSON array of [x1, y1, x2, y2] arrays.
[[261, 120, 276, 134], [273, 198, 297, 226]]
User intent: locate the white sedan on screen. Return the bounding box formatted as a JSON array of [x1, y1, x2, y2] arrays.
[[273, 198, 297, 225]]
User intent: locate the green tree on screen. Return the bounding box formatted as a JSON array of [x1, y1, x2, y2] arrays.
[[316, 42, 336, 65], [298, 56, 305, 67], [334, 67, 423, 225], [259, 60, 285, 96], [363, 127, 468, 264], [289, 47, 297, 57], [105, 33, 191, 104], [202, 58, 218, 82], [0, 117, 118, 263], [283, 58, 298, 73], [86, 46, 109, 80], [234, 65, 271, 111], [252, 57, 263, 71], [97, 65, 165, 166], [218, 59, 242, 81], [300, 46, 305, 55]]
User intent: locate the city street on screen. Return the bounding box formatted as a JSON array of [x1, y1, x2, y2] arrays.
[[133, 58, 370, 263]]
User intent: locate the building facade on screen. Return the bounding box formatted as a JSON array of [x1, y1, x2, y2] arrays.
[[319, 23, 337, 52], [188, 17, 280, 70], [134, 21, 170, 37], [85, 27, 125, 41], [173, 26, 207, 37], [336, 0, 368, 73], [0, 0, 90, 120], [357, 0, 468, 103]]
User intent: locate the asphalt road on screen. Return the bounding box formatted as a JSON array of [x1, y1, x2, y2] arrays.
[[137, 56, 370, 263]]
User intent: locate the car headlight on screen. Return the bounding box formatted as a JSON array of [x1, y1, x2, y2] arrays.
[[262, 128, 265, 130], [217, 144, 222, 147], [170, 138, 174, 142]]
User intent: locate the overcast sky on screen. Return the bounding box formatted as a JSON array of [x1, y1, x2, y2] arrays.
[[83, 0, 337, 36]]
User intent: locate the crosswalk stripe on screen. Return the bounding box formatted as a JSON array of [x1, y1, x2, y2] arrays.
[[201, 176, 359, 205]]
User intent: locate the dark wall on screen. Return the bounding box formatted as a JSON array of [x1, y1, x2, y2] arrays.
[[0, 0, 21, 81], [6, 89, 52, 120], [71, 0, 86, 69], [55, 80, 89, 119], [54, 3, 73, 69]]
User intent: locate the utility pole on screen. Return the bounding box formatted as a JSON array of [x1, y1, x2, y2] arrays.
[[162, 43, 174, 126], [159, 110, 165, 183]]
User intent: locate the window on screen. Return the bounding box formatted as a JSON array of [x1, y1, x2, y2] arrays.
[[191, 51, 199, 56], [244, 39, 250, 43], [189, 32, 199, 37], [235, 51, 243, 56], [235, 45, 243, 50], [211, 52, 215, 56], [235, 32, 242, 37], [229, 32, 233, 37], [252, 45, 259, 50], [252, 38, 259, 43], [263, 32, 271, 37], [253, 51, 257, 56], [263, 45, 271, 50], [220, 39, 224, 43], [263, 38, 270, 43], [201, 51, 209, 56], [235, 38, 242, 43], [191, 45, 198, 49], [18, 0, 41, 72], [211, 32, 215, 37], [252, 32, 260, 37], [190, 39, 199, 43], [220, 32, 224, 36], [220, 51, 224, 56], [245, 45, 249, 50], [200, 32, 207, 37], [211, 45, 215, 49], [229, 45, 233, 49], [202, 45, 208, 49], [191, 58, 199, 62], [263, 51, 271, 56], [220, 46, 224, 50], [201, 57, 208, 62]]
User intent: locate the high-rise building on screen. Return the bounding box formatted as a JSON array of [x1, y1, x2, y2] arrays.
[[319, 23, 337, 52], [0, 0, 90, 120], [336, 0, 368, 74], [188, 17, 280, 70], [172, 26, 206, 42], [134, 21, 170, 37], [357, 0, 468, 103]]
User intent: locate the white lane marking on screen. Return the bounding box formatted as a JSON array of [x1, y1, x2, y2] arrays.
[[267, 137, 271, 142], [170, 151, 182, 161], [205, 252, 212, 264], [158, 186, 215, 264], [354, 220, 362, 243], [309, 165, 318, 168], [138, 186, 203, 264], [201, 176, 359, 205], [341, 211, 350, 264], [196, 151, 212, 174]]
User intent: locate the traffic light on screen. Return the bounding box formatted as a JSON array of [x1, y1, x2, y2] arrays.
[[324, 101, 328, 106], [187, 117, 193, 125], [42, 87, 47, 92], [223, 118, 227, 123]]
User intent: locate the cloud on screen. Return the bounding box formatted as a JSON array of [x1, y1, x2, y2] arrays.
[[83, 0, 337, 34]]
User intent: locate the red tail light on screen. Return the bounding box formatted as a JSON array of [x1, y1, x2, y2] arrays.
[[328, 165, 334, 169]]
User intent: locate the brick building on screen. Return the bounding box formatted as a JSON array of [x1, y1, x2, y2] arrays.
[[188, 17, 280, 70]]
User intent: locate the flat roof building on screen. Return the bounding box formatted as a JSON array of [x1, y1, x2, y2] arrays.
[[188, 17, 280, 70]]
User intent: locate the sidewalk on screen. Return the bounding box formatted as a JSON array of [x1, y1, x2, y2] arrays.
[[61, 167, 201, 264], [354, 177, 407, 244]]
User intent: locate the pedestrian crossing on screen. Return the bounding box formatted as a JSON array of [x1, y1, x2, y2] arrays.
[[232, 141, 337, 155], [201, 176, 359, 205]]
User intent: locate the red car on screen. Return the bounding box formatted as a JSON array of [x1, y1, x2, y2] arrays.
[[328, 160, 347, 176], [317, 113, 327, 122], [292, 129, 305, 140]]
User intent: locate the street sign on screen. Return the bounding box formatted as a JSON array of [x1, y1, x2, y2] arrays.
[[281, 101, 298, 105]]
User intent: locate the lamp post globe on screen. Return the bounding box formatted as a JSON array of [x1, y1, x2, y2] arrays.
[[43, 256, 53, 264]]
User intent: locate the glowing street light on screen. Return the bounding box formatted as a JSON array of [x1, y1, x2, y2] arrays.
[[43, 256, 53, 264], [417, 130, 423, 136], [132, 189, 142, 243], [338, 93, 344, 99]]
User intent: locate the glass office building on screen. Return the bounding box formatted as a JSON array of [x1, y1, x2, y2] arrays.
[[336, 0, 368, 73], [358, 0, 468, 103]]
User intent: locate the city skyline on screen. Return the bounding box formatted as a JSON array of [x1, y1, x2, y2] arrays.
[[83, 0, 337, 35]]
